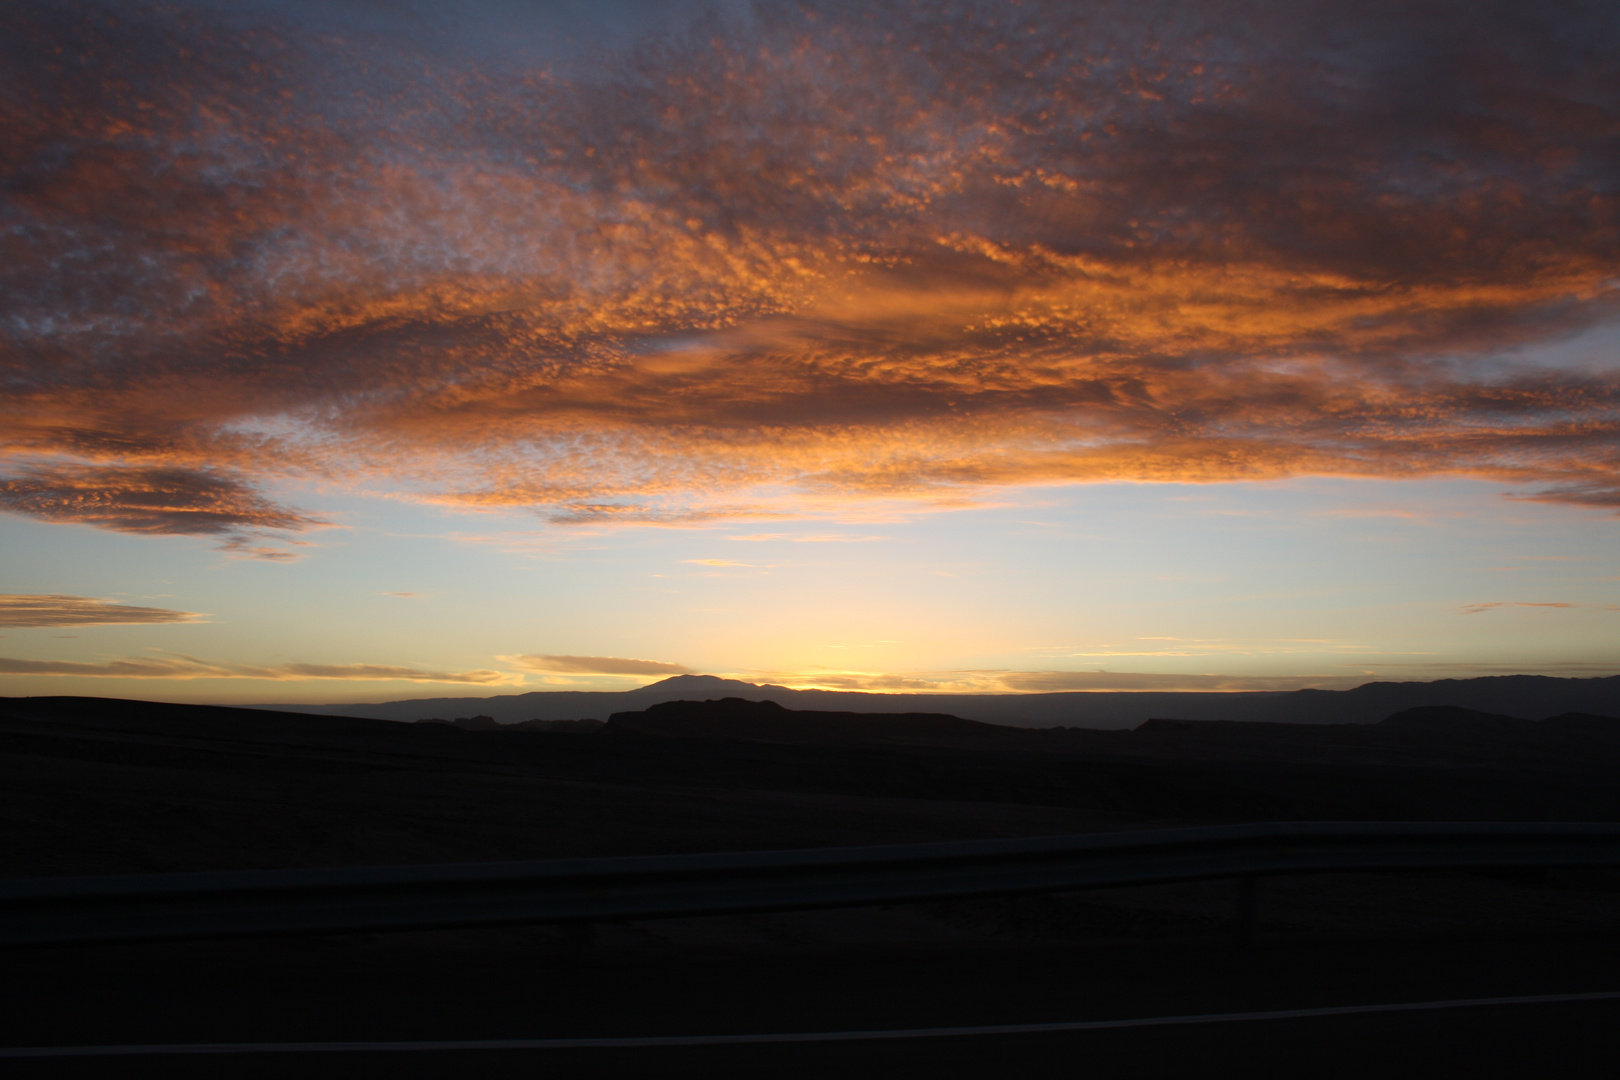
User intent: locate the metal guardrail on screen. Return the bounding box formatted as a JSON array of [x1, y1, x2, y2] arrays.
[[3, 822, 1618, 948]]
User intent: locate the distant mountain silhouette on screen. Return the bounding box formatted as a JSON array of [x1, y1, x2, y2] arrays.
[[252, 673, 1620, 729]]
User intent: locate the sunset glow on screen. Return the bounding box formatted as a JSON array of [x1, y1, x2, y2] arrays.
[[2, 0, 1616, 703]]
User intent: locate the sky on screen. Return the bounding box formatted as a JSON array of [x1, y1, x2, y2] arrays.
[[1, 0, 1617, 704]]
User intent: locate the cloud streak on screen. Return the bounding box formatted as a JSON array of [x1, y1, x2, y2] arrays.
[[0, 464, 323, 557], [0, 594, 203, 628], [2, 0, 1618, 546], [508, 654, 693, 676], [0, 652, 514, 683]]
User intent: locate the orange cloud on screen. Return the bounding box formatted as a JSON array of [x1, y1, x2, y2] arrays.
[[753, 668, 1367, 693], [1, 0, 1617, 548], [995, 671, 1363, 693]]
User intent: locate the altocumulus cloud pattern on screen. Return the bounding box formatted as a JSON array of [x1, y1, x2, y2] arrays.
[[3, 0, 1618, 557]]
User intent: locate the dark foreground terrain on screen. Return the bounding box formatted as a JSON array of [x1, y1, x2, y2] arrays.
[[2, 694, 1617, 1077]]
